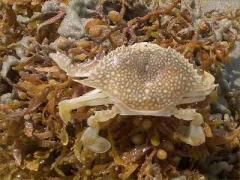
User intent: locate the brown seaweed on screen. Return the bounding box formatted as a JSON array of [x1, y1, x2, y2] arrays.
[[0, 0, 240, 179]]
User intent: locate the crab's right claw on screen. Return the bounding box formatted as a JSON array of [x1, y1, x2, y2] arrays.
[[81, 127, 111, 153], [87, 137, 111, 153], [58, 100, 72, 124]]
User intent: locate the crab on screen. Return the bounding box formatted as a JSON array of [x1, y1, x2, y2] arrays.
[[50, 42, 216, 153]]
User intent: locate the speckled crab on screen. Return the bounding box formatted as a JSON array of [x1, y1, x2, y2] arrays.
[[50, 42, 216, 153]]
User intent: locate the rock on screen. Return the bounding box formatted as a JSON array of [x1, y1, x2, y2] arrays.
[[211, 102, 231, 114], [0, 93, 14, 104], [58, 0, 98, 39], [42, 0, 61, 13], [0, 56, 18, 79], [234, 77, 240, 87]]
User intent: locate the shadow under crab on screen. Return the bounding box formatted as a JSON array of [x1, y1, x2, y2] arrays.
[[50, 42, 216, 153]]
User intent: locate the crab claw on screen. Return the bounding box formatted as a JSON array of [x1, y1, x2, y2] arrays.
[[173, 108, 205, 146], [188, 121, 205, 146], [87, 137, 111, 153], [81, 127, 111, 153], [59, 100, 72, 124], [177, 121, 205, 146]]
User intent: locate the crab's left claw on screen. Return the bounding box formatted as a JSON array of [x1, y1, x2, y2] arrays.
[[188, 119, 205, 146], [173, 108, 205, 146], [177, 117, 205, 146]]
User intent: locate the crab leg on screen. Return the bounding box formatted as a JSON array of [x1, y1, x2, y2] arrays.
[[184, 72, 216, 97], [184, 85, 216, 97], [58, 89, 110, 123], [173, 108, 205, 146], [179, 96, 206, 105], [50, 52, 98, 77], [58, 89, 118, 153]]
